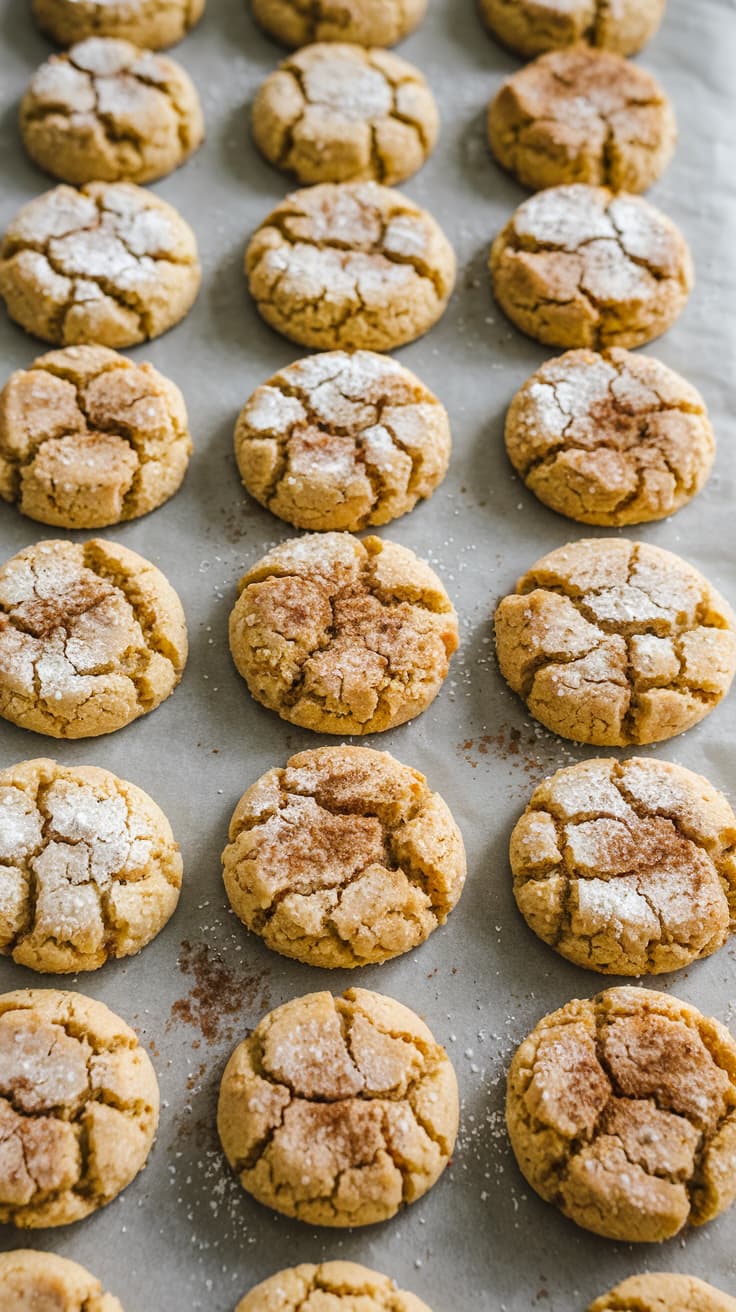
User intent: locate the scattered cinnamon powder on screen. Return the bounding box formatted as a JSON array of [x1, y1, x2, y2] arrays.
[[168, 939, 271, 1046]]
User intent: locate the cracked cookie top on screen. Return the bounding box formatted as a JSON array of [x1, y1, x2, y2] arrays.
[[489, 184, 693, 351], [0, 1250, 124, 1311], [0, 757, 182, 974], [510, 757, 736, 976], [237, 1262, 432, 1312], [217, 988, 458, 1227], [0, 345, 192, 529], [251, 0, 428, 48], [479, 0, 667, 58], [494, 538, 736, 746], [505, 348, 714, 527], [229, 533, 458, 735], [0, 182, 201, 348], [222, 745, 466, 969], [252, 42, 438, 186], [234, 350, 451, 532], [245, 181, 456, 352], [0, 537, 188, 739], [588, 1273, 736, 1312], [0, 988, 159, 1228], [21, 37, 204, 187], [507, 986, 736, 1243], [31, 0, 206, 50], [488, 46, 676, 194]]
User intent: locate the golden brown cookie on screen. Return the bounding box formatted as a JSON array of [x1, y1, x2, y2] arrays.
[[0, 345, 192, 529], [0, 182, 201, 347], [0, 1250, 124, 1311], [588, 1273, 736, 1312], [229, 532, 458, 734], [490, 184, 693, 349], [31, 0, 206, 49], [494, 539, 736, 746], [479, 0, 667, 58], [488, 46, 676, 193], [0, 537, 188, 739], [251, 0, 427, 48], [505, 348, 714, 526], [21, 38, 204, 186], [507, 986, 736, 1242], [236, 1263, 432, 1312], [245, 182, 455, 351], [234, 350, 450, 532], [218, 988, 458, 1227], [510, 757, 736, 975], [222, 745, 466, 968], [0, 757, 182, 973], [0, 988, 159, 1228], [252, 43, 438, 186]]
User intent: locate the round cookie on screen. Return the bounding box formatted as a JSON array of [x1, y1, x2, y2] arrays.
[[21, 38, 204, 186], [31, 0, 206, 49], [0, 537, 188, 739], [0, 345, 192, 529], [0, 757, 183, 973], [506, 986, 736, 1242], [217, 988, 458, 1226], [222, 745, 466, 968], [490, 184, 693, 350], [510, 757, 736, 976], [251, 0, 427, 48], [252, 43, 438, 186], [237, 1263, 433, 1312], [234, 350, 451, 532], [0, 182, 201, 347], [245, 181, 455, 351], [588, 1274, 736, 1312], [229, 532, 459, 734], [488, 46, 676, 194], [0, 1251, 124, 1311], [479, 0, 667, 58], [0, 988, 159, 1228], [505, 348, 715, 527], [494, 538, 736, 746]]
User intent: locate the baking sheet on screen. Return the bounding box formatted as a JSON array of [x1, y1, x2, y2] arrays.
[[1, 0, 736, 1306]]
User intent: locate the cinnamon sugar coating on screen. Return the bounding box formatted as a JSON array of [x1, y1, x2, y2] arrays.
[[589, 1273, 736, 1312], [0, 1250, 124, 1310], [251, 0, 427, 48], [237, 1262, 432, 1312]]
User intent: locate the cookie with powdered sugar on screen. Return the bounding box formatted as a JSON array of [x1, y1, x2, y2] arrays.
[[237, 1263, 433, 1312], [251, 0, 427, 48], [0, 1251, 124, 1310], [589, 1274, 736, 1312], [479, 0, 667, 58], [31, 0, 205, 49]]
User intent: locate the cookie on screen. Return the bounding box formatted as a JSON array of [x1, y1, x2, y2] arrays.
[[0, 538, 188, 739], [245, 182, 455, 351], [217, 988, 458, 1226], [510, 757, 736, 976], [234, 350, 451, 532], [251, 0, 427, 48], [21, 38, 204, 186], [505, 348, 715, 526], [488, 46, 676, 193], [0, 182, 201, 347], [494, 539, 736, 746], [479, 0, 667, 58], [490, 184, 693, 349], [252, 43, 438, 186], [229, 532, 458, 734], [0, 988, 159, 1227], [0, 1251, 124, 1311], [507, 986, 736, 1242], [237, 1263, 432, 1312], [222, 745, 466, 968], [588, 1274, 736, 1312], [0, 757, 182, 973], [0, 345, 192, 529], [31, 0, 206, 49]]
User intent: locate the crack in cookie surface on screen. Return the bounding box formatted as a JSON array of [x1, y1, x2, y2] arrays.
[[0, 1249, 125, 1311], [237, 1261, 432, 1312], [251, 0, 427, 49], [31, 0, 206, 50], [479, 0, 667, 59], [588, 1273, 736, 1312]]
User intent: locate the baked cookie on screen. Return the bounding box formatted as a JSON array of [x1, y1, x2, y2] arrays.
[[218, 988, 458, 1226], [0, 988, 159, 1228], [222, 745, 466, 968], [229, 532, 458, 734], [21, 38, 204, 186], [0, 757, 182, 973], [589, 1274, 736, 1312], [490, 184, 693, 349], [479, 0, 667, 58], [31, 0, 206, 49], [488, 46, 675, 193], [0, 345, 192, 529], [505, 348, 715, 526], [494, 539, 736, 746], [0, 1251, 124, 1311], [234, 350, 451, 532], [507, 986, 736, 1242], [0, 537, 188, 739], [237, 1263, 432, 1312], [251, 0, 427, 48], [0, 182, 201, 347], [510, 757, 736, 975], [245, 182, 455, 351], [252, 43, 438, 186]]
